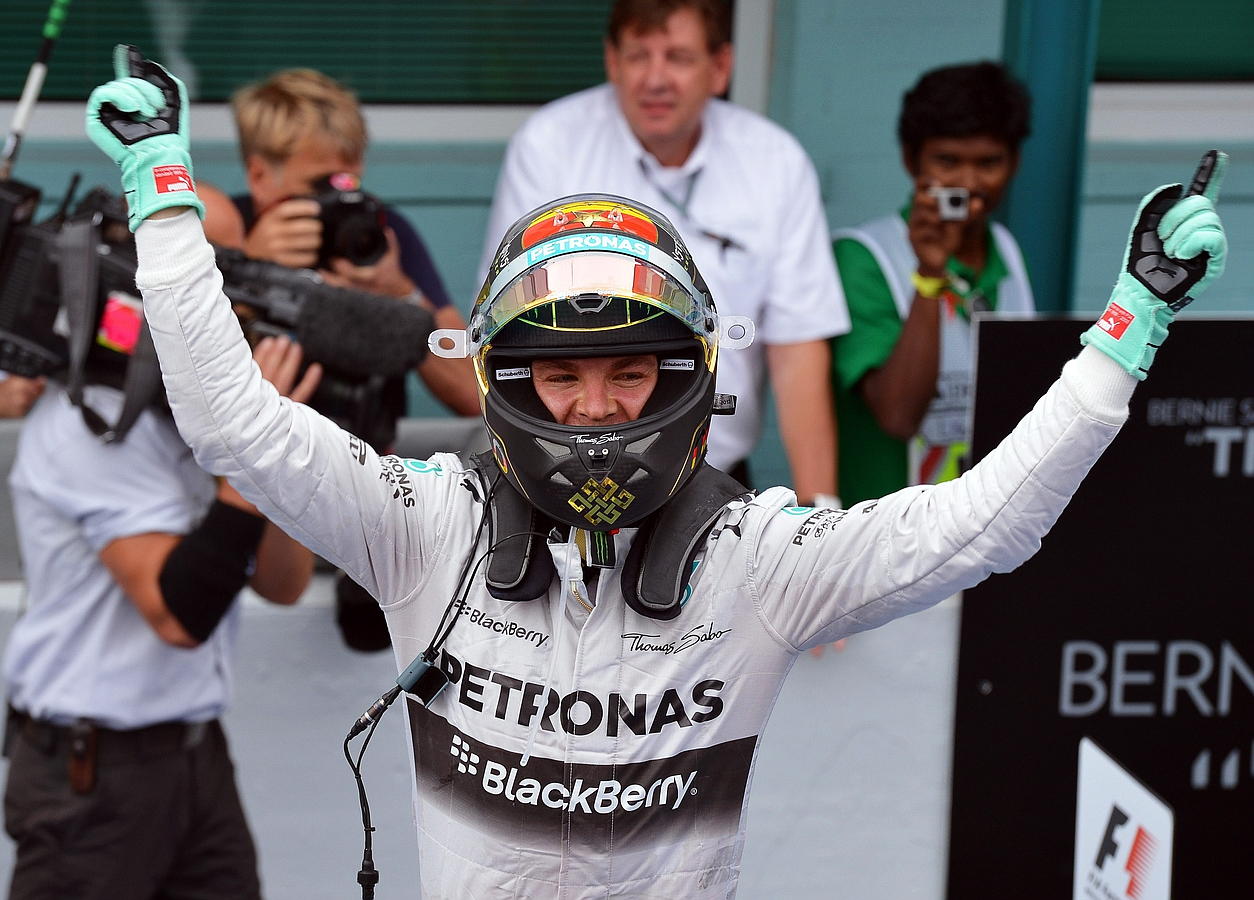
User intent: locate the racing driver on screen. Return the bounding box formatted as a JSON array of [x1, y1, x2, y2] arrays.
[[86, 48, 1228, 899]]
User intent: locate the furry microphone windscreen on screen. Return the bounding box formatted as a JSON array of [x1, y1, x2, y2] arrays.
[[295, 287, 434, 378]]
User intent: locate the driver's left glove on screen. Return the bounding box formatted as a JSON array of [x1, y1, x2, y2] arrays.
[[85, 44, 204, 231]]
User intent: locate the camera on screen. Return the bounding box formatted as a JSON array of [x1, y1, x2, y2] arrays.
[[0, 182, 139, 386], [928, 185, 970, 221], [215, 248, 407, 450], [310, 172, 388, 269], [0, 177, 411, 447]]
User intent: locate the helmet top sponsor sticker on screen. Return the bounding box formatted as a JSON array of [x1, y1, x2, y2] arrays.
[[521, 201, 660, 248]]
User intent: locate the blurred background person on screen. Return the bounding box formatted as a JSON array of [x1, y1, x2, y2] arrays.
[[480, 0, 847, 505], [199, 68, 477, 418], [1, 332, 317, 900], [831, 61, 1034, 505], [199, 68, 480, 652]]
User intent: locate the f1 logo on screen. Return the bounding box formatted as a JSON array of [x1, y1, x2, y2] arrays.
[[1094, 804, 1129, 868], [1094, 804, 1157, 900]]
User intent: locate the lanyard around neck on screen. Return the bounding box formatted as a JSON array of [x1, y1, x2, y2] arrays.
[[637, 158, 702, 219], [636, 158, 744, 259]]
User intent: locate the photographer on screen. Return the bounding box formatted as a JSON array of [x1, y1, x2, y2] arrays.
[[86, 48, 1229, 899], [199, 67, 477, 418], [1, 332, 319, 899], [200, 68, 479, 651], [831, 61, 1034, 504]]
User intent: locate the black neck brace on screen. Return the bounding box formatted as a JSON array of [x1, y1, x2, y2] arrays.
[[472, 451, 751, 620]]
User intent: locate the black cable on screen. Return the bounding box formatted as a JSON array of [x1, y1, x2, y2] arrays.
[[343, 709, 386, 899], [423, 471, 501, 656], [340, 467, 526, 898], [341, 525, 548, 898], [342, 465, 579, 897]]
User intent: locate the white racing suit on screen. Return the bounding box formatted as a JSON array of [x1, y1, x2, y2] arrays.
[[136, 212, 1133, 899]]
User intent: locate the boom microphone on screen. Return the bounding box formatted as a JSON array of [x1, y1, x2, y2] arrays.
[[1, 0, 72, 181], [294, 282, 433, 377], [214, 248, 433, 378]]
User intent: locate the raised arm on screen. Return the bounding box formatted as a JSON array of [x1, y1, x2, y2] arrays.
[[754, 152, 1230, 649], [84, 46, 446, 602]]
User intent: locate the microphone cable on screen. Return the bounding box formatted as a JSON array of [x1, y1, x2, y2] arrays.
[[341, 468, 553, 898]]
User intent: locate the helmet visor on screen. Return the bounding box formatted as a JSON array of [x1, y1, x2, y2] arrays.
[[471, 252, 716, 354]]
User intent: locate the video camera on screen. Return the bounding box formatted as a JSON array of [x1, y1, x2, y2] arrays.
[[0, 176, 427, 448]]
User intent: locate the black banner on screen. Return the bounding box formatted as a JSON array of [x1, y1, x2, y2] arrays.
[[947, 319, 1254, 898]]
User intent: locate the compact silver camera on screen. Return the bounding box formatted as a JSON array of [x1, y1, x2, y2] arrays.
[[929, 185, 970, 221]]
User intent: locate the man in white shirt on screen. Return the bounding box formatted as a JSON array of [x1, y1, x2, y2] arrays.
[[2, 254, 318, 899], [480, 0, 848, 505]]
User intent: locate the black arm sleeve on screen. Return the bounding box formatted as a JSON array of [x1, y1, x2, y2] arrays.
[[158, 499, 267, 643]]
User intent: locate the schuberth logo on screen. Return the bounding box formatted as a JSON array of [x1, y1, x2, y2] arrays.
[[449, 729, 699, 815]]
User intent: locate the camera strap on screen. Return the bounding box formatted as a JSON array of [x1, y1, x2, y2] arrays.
[[58, 218, 100, 405], [57, 218, 163, 443]]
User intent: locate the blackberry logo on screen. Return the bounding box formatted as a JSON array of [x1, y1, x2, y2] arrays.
[[480, 761, 698, 815], [451, 734, 480, 775]]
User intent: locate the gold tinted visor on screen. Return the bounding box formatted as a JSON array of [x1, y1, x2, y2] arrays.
[[471, 252, 714, 350]]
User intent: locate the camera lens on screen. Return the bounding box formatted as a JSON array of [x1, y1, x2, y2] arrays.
[[312, 175, 389, 269], [331, 211, 388, 267]]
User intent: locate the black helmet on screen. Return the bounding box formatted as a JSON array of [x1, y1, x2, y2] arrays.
[[449, 193, 749, 531]]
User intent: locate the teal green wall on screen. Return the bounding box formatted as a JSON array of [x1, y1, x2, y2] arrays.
[[1074, 143, 1254, 315], [769, 0, 1008, 232]]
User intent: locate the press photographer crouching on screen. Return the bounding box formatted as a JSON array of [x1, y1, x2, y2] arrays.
[[199, 67, 479, 651], [0, 181, 321, 899]]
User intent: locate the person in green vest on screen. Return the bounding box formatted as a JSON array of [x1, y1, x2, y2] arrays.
[[832, 61, 1034, 504]]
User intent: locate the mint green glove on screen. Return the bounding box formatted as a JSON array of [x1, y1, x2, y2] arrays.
[[85, 45, 204, 231], [1081, 150, 1228, 379]]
